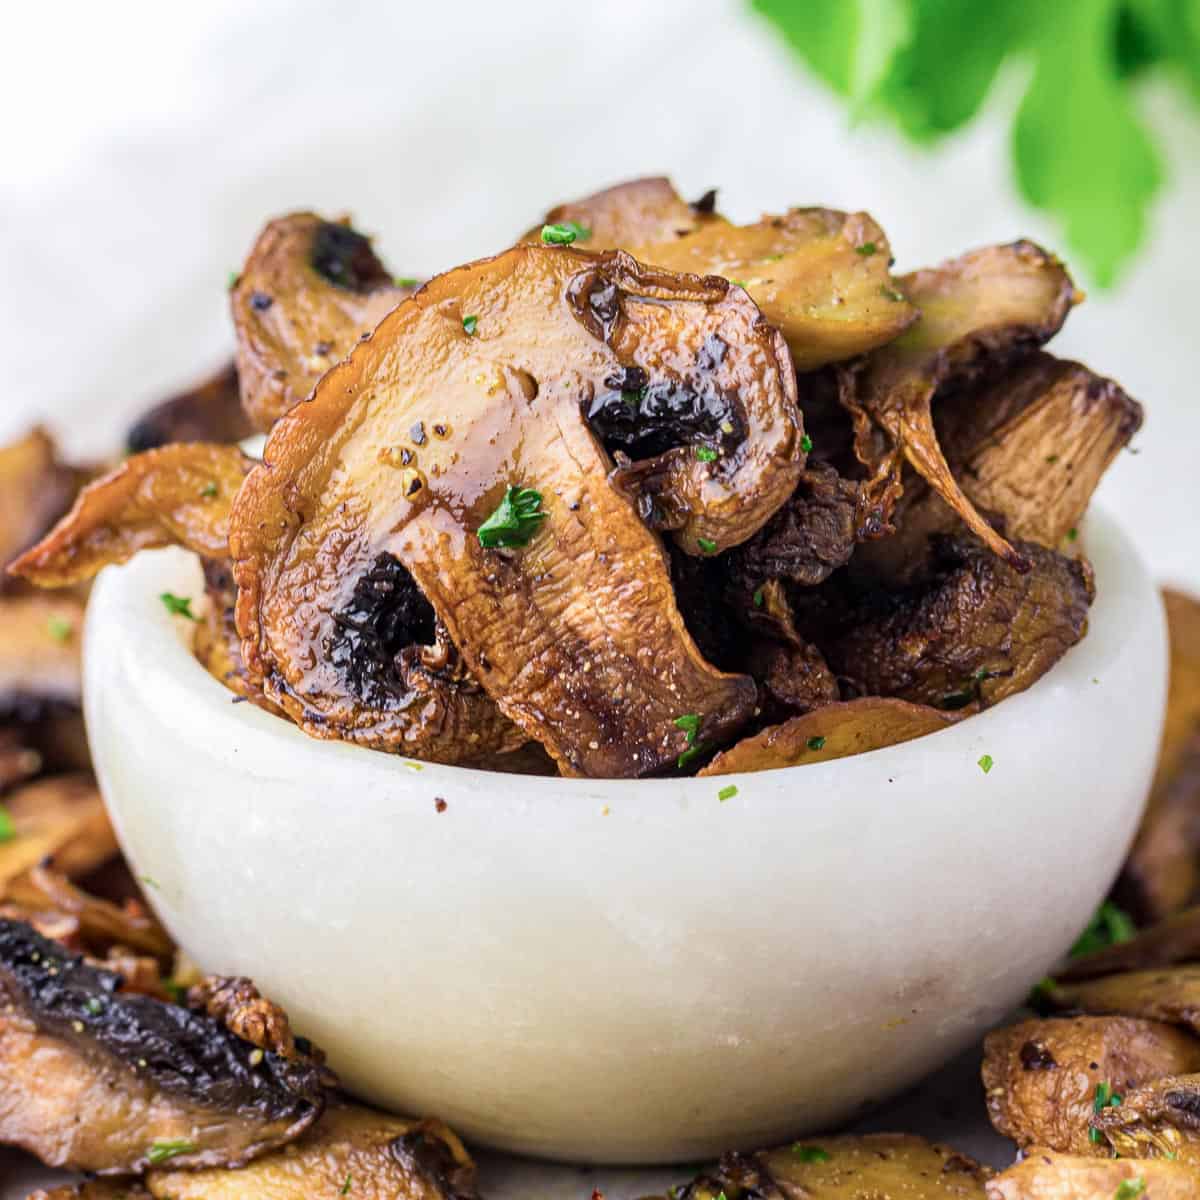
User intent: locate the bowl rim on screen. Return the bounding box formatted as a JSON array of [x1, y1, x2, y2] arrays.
[[83, 504, 1153, 797]]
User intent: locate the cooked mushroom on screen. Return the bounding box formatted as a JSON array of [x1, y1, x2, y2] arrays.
[[982, 1016, 1200, 1155], [126, 360, 255, 452], [986, 1148, 1196, 1199], [233, 213, 418, 431], [231, 245, 804, 775], [663, 1134, 990, 1198], [822, 537, 1094, 710], [1091, 1074, 1200, 1163], [1117, 589, 1200, 923], [845, 241, 1079, 567], [701, 696, 960, 775], [1044, 966, 1200, 1033], [0, 918, 327, 1174], [0, 774, 117, 890], [28, 1186, 151, 1200], [0, 593, 83, 718], [147, 1104, 478, 1200], [1061, 905, 1200, 983], [9, 444, 253, 587]]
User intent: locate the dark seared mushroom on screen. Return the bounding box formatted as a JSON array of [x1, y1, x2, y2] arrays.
[[147, 1104, 479, 1200], [0, 918, 328, 1175], [987, 1148, 1195, 1199], [29, 1185, 153, 1199], [701, 696, 961, 776], [126, 360, 255, 452], [1043, 965, 1200, 1034], [231, 245, 803, 776], [232, 213, 418, 431], [845, 241, 1080, 567], [982, 1016, 1200, 1156], [1091, 1073, 1200, 1162], [8, 444, 254, 587], [662, 1134, 991, 1199], [1061, 905, 1200, 984]]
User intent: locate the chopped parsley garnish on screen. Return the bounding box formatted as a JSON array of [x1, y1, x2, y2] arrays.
[[977, 753, 994, 774], [1046, 454, 1060, 464], [729, 279, 750, 288], [140, 875, 161, 891], [697, 537, 718, 555], [46, 614, 73, 643], [1090, 1080, 1122, 1143], [806, 736, 826, 751], [462, 314, 478, 336], [394, 276, 420, 288], [695, 445, 719, 462], [476, 486, 546, 549], [792, 1144, 831, 1162], [677, 743, 708, 770], [674, 714, 701, 744], [341, 1175, 353, 1195], [880, 285, 906, 302], [0, 803, 14, 843], [1071, 900, 1137, 958], [753, 587, 764, 608], [200, 480, 218, 498], [1067, 526, 1079, 541], [941, 667, 993, 710], [147, 1138, 197, 1165], [718, 785, 738, 802], [1115, 1179, 1146, 1199], [226, 270, 239, 290], [160, 592, 197, 620], [800, 434, 814, 454], [85, 996, 104, 1015], [540, 220, 592, 245], [855, 242, 878, 257]]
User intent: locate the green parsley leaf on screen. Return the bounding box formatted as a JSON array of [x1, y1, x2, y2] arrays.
[[729, 279, 750, 288], [800, 434, 814, 454], [1071, 900, 1137, 958], [1067, 526, 1079, 541], [226, 270, 239, 290], [806, 736, 826, 751], [540, 220, 592, 245], [476, 486, 546, 549], [674, 714, 701, 745], [697, 537, 718, 555], [139, 874, 161, 891], [462, 314, 478, 336], [200, 480, 218, 498], [0, 803, 14, 843], [85, 996, 104, 1015], [792, 1144, 831, 1162], [677, 742, 708, 770], [46, 614, 73, 643], [394, 276, 421, 288], [855, 241, 878, 257], [695, 445, 719, 462], [718, 785, 738, 802], [1093, 1080, 1123, 1114], [341, 1174, 353, 1195], [1115, 1178, 1146, 1199], [159, 592, 197, 620], [753, 587, 765, 608], [147, 1138, 196, 1165], [977, 753, 994, 774], [880, 285, 906, 302]]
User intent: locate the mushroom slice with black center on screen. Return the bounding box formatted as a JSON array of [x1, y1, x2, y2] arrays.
[[126, 360, 255, 452], [0, 918, 328, 1174], [230, 245, 799, 776], [846, 241, 1080, 567], [147, 1104, 479, 1200], [1091, 1073, 1200, 1163], [232, 213, 419, 431], [982, 1016, 1200, 1156], [987, 1149, 1195, 1199]]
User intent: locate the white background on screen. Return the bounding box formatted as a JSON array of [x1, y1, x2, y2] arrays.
[[0, 1, 1196, 1194]]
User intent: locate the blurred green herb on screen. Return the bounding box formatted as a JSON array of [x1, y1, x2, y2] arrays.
[[1071, 899, 1137, 957], [751, 0, 1200, 285]]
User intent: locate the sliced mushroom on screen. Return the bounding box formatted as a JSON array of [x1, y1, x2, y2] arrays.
[[1091, 1074, 1200, 1163], [1043, 966, 1200, 1034], [9, 444, 253, 588], [666, 1134, 990, 1198], [846, 241, 1080, 566], [987, 1148, 1196, 1199], [823, 537, 1094, 710], [0, 593, 83, 717], [231, 245, 803, 775], [233, 213, 417, 431], [147, 1104, 478, 1200], [28, 1185, 152, 1200], [1061, 906, 1200, 983], [701, 697, 960, 775], [0, 774, 117, 890], [0, 917, 328, 1174], [126, 360, 255, 452], [982, 1016, 1200, 1155]]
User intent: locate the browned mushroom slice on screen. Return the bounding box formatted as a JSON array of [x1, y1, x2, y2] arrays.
[[629, 208, 919, 370], [825, 537, 1094, 710], [1062, 906, 1200, 983], [127, 360, 255, 452], [524, 176, 720, 247], [667, 1134, 990, 1199], [987, 1148, 1196, 1199], [0, 593, 83, 717], [231, 245, 800, 775], [1091, 1074, 1200, 1162], [9, 444, 253, 588], [0, 918, 327, 1174], [233, 213, 417, 431], [1044, 966, 1200, 1036], [28, 1185, 152, 1200], [847, 241, 1080, 566], [982, 1016, 1200, 1156], [148, 1104, 478, 1199], [701, 697, 960, 775], [0, 774, 117, 889]]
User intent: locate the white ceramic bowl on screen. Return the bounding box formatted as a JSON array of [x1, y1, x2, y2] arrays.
[[83, 508, 1165, 1164]]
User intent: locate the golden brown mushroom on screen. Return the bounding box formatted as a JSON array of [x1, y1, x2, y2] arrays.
[[1043, 965, 1200, 1033], [232, 213, 417, 431], [1091, 1074, 1200, 1163], [231, 245, 804, 775], [987, 1148, 1196, 1199]]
